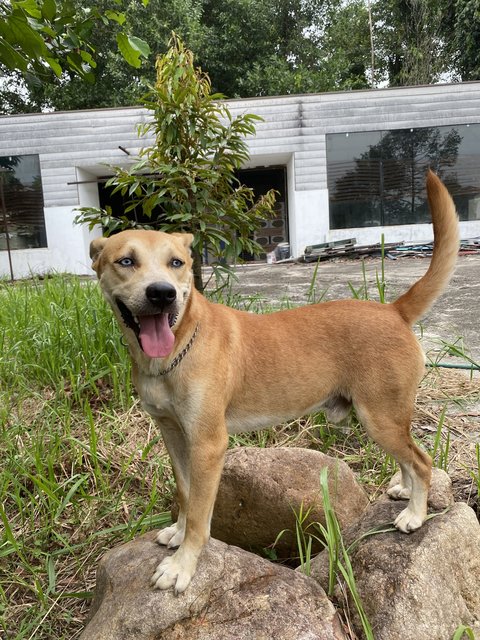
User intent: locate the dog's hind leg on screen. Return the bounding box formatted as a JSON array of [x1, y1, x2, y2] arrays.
[[356, 403, 432, 533], [152, 418, 228, 594], [155, 419, 190, 549]]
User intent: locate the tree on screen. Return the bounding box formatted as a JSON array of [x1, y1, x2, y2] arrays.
[[195, 0, 371, 96], [447, 0, 480, 81], [75, 35, 277, 290], [315, 0, 371, 90], [2, 0, 375, 113], [1, 0, 204, 113], [371, 0, 450, 86], [0, 0, 150, 112]]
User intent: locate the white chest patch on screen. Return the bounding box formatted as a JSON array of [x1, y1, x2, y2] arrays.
[[137, 375, 173, 418]]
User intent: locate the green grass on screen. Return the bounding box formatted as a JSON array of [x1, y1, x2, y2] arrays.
[[294, 469, 374, 640], [0, 270, 477, 639], [0, 276, 172, 639], [452, 624, 476, 640]]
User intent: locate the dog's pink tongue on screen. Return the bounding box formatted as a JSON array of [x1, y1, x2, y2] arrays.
[[138, 314, 175, 358]]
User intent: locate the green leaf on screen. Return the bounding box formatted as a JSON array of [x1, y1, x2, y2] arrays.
[[0, 38, 29, 71], [41, 0, 57, 22], [66, 51, 84, 74], [14, 0, 42, 19], [128, 35, 150, 59], [44, 55, 62, 77], [116, 32, 150, 68], [105, 10, 126, 26], [4, 13, 47, 58], [79, 49, 97, 69], [82, 70, 96, 84]]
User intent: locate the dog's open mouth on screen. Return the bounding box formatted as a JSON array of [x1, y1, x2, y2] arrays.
[[116, 299, 178, 358]]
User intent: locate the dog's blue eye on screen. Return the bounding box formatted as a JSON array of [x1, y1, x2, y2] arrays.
[[117, 257, 134, 267], [171, 258, 184, 268]]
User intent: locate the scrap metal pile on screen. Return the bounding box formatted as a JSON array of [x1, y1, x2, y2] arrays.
[[300, 237, 480, 262]]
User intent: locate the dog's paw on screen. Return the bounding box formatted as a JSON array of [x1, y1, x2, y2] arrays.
[[156, 523, 185, 548], [387, 483, 411, 500], [151, 549, 196, 594], [394, 506, 424, 533]]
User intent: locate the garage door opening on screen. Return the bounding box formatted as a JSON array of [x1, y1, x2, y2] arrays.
[[97, 165, 288, 262]]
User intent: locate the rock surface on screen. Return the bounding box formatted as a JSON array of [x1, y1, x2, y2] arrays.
[[387, 467, 454, 510], [81, 531, 347, 640], [174, 447, 369, 557], [309, 499, 480, 640]]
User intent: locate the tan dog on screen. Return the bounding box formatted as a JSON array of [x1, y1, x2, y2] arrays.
[[90, 170, 458, 594]]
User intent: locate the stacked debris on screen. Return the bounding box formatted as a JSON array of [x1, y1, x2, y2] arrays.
[[302, 238, 397, 262], [460, 237, 480, 255], [300, 236, 480, 262]]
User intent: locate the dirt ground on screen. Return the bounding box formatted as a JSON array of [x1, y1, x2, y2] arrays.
[[220, 253, 480, 365]]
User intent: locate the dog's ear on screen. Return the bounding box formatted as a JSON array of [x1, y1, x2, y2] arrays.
[[172, 232, 194, 251], [89, 237, 108, 272]]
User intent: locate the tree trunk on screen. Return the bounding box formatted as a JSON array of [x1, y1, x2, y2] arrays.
[[192, 247, 204, 292]]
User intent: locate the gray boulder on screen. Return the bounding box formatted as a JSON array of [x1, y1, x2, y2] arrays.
[[173, 447, 369, 558], [309, 497, 480, 640], [81, 531, 347, 640], [387, 466, 454, 510]]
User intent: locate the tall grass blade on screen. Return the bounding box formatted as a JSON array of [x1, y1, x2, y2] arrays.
[[318, 468, 374, 640]]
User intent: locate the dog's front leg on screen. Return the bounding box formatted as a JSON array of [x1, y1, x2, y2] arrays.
[[152, 420, 228, 594], [155, 418, 190, 549]]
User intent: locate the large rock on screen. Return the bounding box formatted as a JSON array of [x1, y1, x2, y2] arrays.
[[309, 498, 480, 640], [80, 531, 347, 640], [173, 447, 369, 558], [387, 467, 454, 510]]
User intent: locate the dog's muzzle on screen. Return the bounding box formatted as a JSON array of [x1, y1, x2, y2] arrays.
[[115, 286, 179, 359]]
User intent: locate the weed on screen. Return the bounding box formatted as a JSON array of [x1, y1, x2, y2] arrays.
[[293, 503, 316, 576], [467, 443, 480, 501], [426, 337, 480, 376], [376, 233, 387, 303], [0, 276, 174, 638], [306, 259, 328, 304], [295, 469, 374, 639], [347, 258, 369, 300], [347, 235, 387, 303], [452, 624, 475, 640], [429, 405, 451, 472]]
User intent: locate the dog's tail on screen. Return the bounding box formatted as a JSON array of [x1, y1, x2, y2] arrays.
[[392, 170, 459, 326]]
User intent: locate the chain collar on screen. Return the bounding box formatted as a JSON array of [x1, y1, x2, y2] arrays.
[[157, 323, 199, 376]]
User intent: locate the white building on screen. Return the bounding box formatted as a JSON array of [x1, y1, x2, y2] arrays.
[[1, 81, 480, 278]]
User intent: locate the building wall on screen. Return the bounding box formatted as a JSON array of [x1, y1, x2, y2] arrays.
[[2, 82, 480, 278]]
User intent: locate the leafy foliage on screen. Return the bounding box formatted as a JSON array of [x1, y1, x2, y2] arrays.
[[1, 0, 373, 113], [372, 0, 448, 86], [450, 0, 480, 81], [0, 0, 150, 88], [4, 0, 480, 114], [75, 35, 277, 288]]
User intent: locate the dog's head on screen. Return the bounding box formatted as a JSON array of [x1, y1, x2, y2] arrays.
[[90, 230, 194, 359]]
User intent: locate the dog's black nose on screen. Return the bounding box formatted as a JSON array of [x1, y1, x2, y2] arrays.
[[145, 282, 177, 308]]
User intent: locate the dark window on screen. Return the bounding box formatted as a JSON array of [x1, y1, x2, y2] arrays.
[[0, 155, 47, 250], [327, 125, 480, 229]]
